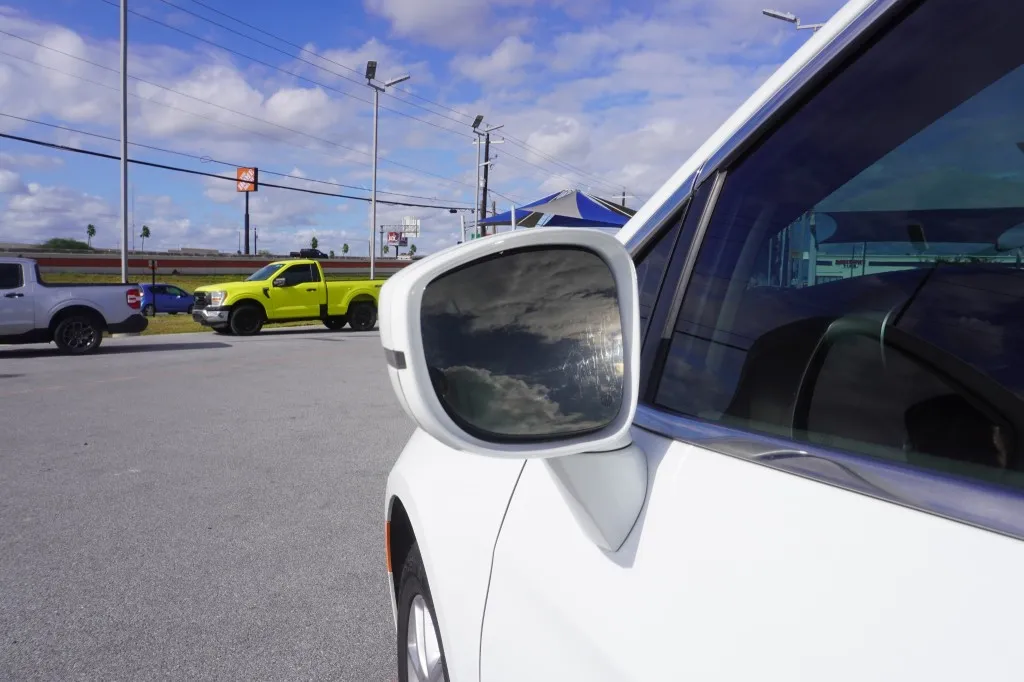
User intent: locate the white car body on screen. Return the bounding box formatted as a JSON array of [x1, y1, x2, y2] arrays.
[[383, 0, 1024, 679]]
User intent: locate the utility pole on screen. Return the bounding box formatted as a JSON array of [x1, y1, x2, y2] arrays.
[[621, 189, 626, 208], [379, 226, 385, 258], [480, 132, 492, 237], [119, 0, 129, 283], [460, 213, 466, 243]]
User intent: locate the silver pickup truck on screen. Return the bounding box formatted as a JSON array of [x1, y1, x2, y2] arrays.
[[0, 257, 148, 354]]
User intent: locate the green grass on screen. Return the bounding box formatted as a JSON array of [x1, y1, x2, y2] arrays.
[[42, 272, 360, 336]]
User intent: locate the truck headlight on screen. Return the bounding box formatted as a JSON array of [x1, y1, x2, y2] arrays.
[[209, 291, 228, 307]]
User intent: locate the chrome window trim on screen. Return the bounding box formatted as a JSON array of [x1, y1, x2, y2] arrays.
[[701, 0, 907, 179], [624, 170, 698, 258], [634, 404, 1024, 542], [658, 171, 726, 341]]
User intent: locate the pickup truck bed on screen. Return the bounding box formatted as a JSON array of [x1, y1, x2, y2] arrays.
[[0, 258, 148, 354]]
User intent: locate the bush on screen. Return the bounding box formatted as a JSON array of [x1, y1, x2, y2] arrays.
[[42, 238, 93, 251]]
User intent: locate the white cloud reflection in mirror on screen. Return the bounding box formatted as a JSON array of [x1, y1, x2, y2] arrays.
[[420, 246, 624, 440]]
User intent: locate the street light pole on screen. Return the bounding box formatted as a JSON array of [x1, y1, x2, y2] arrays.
[[119, 0, 129, 283], [365, 61, 410, 281], [762, 8, 824, 31]]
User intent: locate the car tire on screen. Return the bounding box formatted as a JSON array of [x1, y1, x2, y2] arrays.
[[397, 543, 450, 682], [229, 303, 264, 336], [143, 303, 155, 317], [187, 304, 194, 315], [348, 302, 377, 331], [323, 315, 348, 331], [53, 314, 104, 355]]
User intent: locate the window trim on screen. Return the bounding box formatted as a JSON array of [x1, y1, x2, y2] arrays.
[[625, 171, 698, 258], [633, 404, 1024, 542]]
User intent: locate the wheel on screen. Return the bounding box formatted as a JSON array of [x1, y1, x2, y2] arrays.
[[187, 304, 194, 315], [143, 303, 155, 317], [397, 544, 449, 682], [53, 314, 103, 355], [212, 326, 234, 335], [323, 315, 348, 331], [229, 303, 264, 336], [169, 312, 178, 315], [348, 302, 377, 331]]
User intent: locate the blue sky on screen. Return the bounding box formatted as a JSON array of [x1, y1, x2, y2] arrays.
[[0, 0, 842, 255]]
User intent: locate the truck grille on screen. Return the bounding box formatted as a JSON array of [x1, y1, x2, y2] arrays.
[[193, 292, 209, 310]]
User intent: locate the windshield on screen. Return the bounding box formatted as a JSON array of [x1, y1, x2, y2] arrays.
[[246, 264, 284, 282]]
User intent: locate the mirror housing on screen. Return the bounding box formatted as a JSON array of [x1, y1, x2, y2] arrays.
[[379, 228, 640, 459], [272, 277, 287, 287]]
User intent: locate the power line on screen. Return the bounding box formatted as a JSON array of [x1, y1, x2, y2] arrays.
[[0, 113, 475, 205], [182, 0, 478, 123], [0, 131, 474, 210], [165, 0, 627, 194], [501, 135, 627, 194], [95, 0, 474, 141], [0, 31, 477, 191]]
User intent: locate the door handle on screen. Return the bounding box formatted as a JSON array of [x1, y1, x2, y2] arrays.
[[305, 288, 317, 292], [4, 292, 24, 298]]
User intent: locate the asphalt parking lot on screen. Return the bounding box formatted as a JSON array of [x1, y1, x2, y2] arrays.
[[0, 327, 413, 681]]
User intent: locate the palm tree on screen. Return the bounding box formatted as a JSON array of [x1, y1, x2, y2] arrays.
[[86, 224, 96, 247], [311, 235, 319, 250], [409, 244, 417, 256], [383, 245, 390, 256], [342, 243, 349, 256], [140, 225, 151, 251]]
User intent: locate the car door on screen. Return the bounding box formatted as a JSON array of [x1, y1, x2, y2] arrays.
[[164, 286, 190, 312], [0, 262, 34, 336], [151, 285, 171, 313], [269, 263, 321, 319], [480, 2, 1024, 679]]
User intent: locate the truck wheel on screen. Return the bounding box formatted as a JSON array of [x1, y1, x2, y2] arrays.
[[53, 314, 104, 355], [348, 303, 377, 331], [229, 303, 264, 336], [143, 304, 155, 317], [212, 326, 234, 335], [324, 315, 348, 331]]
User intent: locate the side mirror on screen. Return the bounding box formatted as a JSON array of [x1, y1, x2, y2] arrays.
[[379, 227, 640, 459], [273, 277, 286, 287]]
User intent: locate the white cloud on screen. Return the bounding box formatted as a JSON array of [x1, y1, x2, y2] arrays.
[[454, 36, 535, 84]]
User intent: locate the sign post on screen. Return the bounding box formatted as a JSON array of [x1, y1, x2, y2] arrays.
[[236, 167, 259, 255], [148, 259, 158, 287]]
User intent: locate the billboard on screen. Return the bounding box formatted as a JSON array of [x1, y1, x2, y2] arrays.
[[402, 217, 421, 237], [386, 232, 408, 247]]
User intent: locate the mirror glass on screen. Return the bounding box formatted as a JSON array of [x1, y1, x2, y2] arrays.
[[420, 246, 624, 441]]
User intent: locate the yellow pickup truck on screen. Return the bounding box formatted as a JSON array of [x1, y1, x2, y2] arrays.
[[191, 259, 382, 335]]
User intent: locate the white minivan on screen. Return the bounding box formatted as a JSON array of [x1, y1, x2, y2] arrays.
[[379, 0, 1024, 679]]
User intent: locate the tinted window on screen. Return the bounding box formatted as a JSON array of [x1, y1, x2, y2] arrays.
[[282, 264, 314, 285], [420, 247, 623, 442], [634, 202, 687, 342], [655, 0, 1024, 491], [0, 264, 22, 290]]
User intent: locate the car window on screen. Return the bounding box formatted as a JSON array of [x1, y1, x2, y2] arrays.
[[282, 264, 314, 285], [152, 286, 167, 295], [168, 286, 187, 296], [654, 0, 1024, 492], [634, 200, 690, 344], [0, 263, 23, 290], [309, 265, 322, 283]]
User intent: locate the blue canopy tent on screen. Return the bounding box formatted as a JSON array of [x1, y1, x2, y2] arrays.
[[478, 189, 636, 230]]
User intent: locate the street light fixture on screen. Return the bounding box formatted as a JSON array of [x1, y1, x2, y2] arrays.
[[762, 8, 824, 31], [366, 61, 411, 280]]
